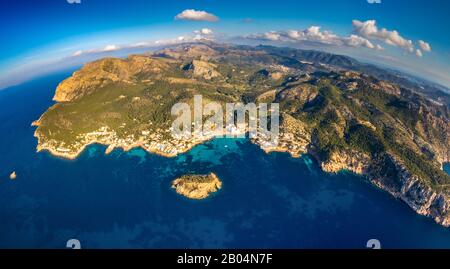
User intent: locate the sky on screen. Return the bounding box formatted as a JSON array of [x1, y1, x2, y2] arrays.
[[1, 0, 449, 89]]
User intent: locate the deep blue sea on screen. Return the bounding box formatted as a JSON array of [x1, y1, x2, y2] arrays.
[[0, 71, 450, 249]]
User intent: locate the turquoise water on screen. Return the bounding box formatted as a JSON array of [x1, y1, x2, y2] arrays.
[[0, 72, 450, 248], [444, 163, 450, 175]]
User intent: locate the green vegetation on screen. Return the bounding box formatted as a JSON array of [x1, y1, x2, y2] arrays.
[[35, 43, 450, 196], [345, 123, 384, 155]]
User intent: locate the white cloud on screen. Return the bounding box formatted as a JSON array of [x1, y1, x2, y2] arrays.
[[375, 44, 384, 51], [102, 45, 119, 52], [154, 33, 216, 46], [416, 49, 423, 57], [70, 44, 121, 57], [352, 19, 433, 57], [68, 27, 214, 58], [264, 31, 282, 41], [72, 50, 83, 57], [418, 40, 431, 52], [194, 28, 214, 35], [343, 34, 375, 49], [300, 26, 340, 43], [352, 20, 414, 53], [175, 9, 218, 22], [129, 42, 151, 48], [245, 26, 378, 50], [155, 36, 187, 45], [192, 28, 215, 41]]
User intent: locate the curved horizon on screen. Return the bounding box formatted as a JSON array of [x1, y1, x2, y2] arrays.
[[1, 0, 449, 91]]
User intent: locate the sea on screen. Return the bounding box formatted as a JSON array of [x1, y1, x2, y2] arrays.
[[0, 71, 449, 249]]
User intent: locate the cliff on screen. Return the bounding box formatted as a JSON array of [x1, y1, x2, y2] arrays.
[[311, 148, 450, 227]]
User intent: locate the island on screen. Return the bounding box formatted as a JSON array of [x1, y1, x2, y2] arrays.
[[32, 42, 450, 226], [171, 173, 222, 199]]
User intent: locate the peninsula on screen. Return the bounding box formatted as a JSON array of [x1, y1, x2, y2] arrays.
[[33, 42, 450, 226]]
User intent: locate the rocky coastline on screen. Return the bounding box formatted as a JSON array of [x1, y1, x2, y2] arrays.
[[32, 121, 450, 227]]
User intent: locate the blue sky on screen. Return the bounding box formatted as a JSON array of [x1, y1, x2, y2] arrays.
[[1, 0, 449, 89]]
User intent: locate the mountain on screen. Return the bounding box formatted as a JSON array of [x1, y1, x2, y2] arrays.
[[253, 44, 450, 105], [32, 42, 450, 226]]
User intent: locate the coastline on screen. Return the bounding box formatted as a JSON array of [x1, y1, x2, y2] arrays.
[[33, 125, 450, 227]]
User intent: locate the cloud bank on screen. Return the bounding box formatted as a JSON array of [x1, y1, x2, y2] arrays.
[[352, 20, 432, 57], [243, 20, 431, 58], [71, 44, 122, 57], [244, 26, 381, 50]]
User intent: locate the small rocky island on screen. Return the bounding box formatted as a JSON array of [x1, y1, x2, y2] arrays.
[[172, 173, 222, 199]]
